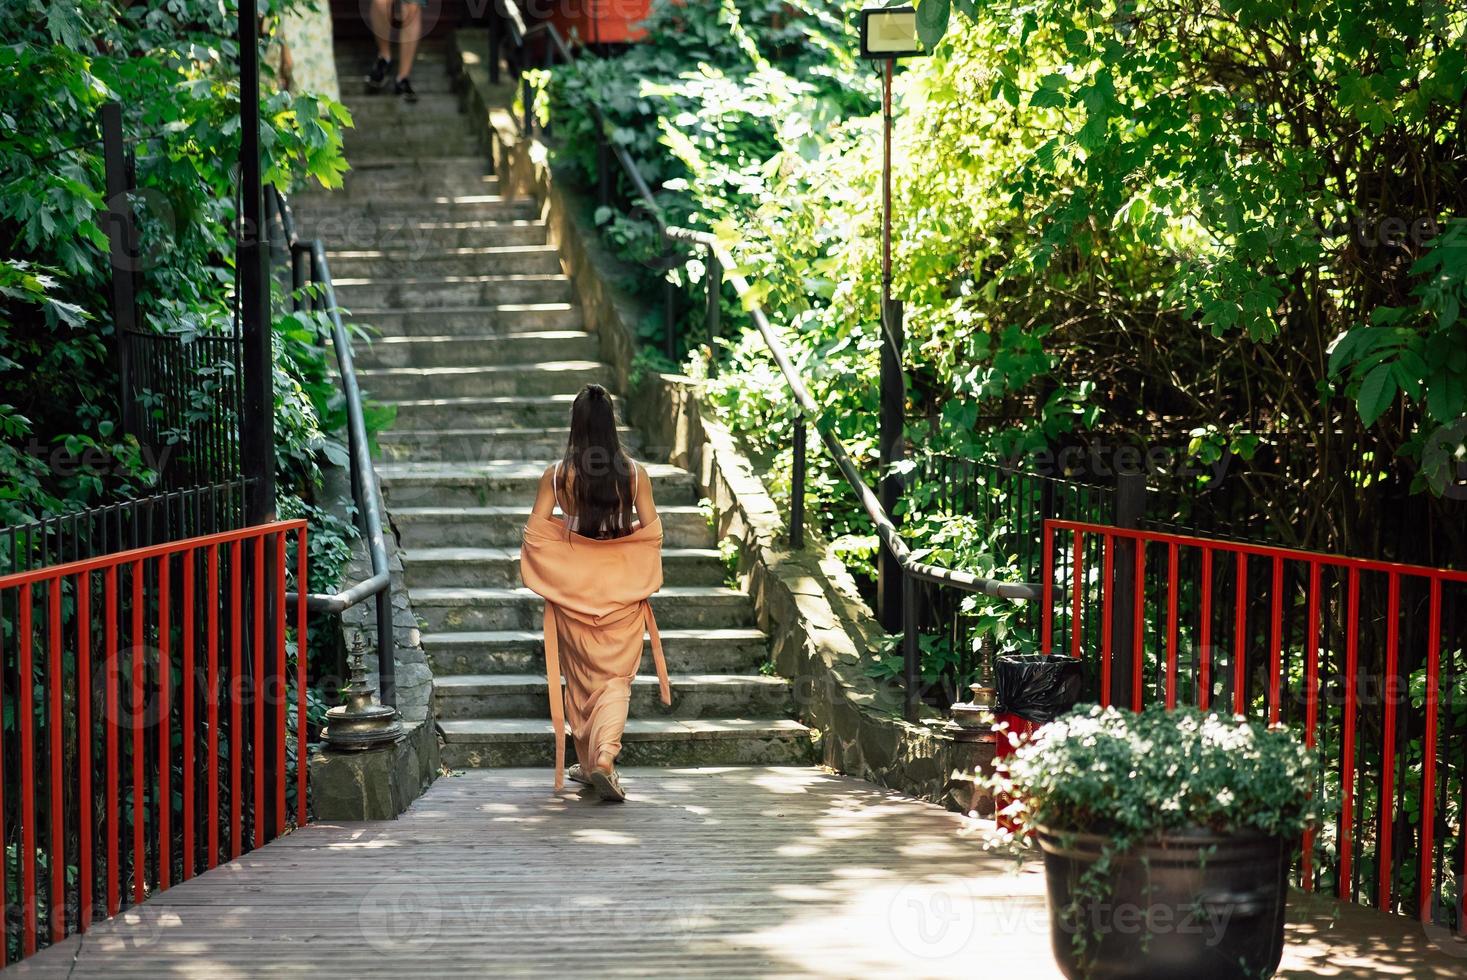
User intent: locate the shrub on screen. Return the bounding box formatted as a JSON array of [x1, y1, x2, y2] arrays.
[[998, 705, 1320, 842]]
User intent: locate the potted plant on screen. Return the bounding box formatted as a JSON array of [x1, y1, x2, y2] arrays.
[[993, 704, 1319, 980]]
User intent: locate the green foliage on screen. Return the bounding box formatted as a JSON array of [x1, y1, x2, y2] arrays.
[[537, 0, 876, 282], [998, 705, 1320, 839], [0, 0, 360, 584], [915, 0, 1467, 496], [687, 0, 1464, 565], [539, 0, 1467, 692], [0, 0, 352, 519]]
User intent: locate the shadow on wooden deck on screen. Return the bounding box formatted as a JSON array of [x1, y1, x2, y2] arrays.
[[13, 767, 1466, 977]]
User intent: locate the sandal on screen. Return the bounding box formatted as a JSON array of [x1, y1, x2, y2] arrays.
[[588, 767, 626, 803], [567, 763, 593, 787]]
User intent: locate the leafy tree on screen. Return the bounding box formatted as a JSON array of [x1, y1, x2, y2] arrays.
[[899, 0, 1467, 556], [1, 0, 354, 584], [537, 0, 1467, 708]]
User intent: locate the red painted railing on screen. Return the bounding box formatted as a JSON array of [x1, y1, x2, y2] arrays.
[[1041, 518, 1467, 927], [0, 520, 308, 965]]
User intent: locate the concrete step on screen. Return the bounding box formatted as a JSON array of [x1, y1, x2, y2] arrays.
[[350, 304, 579, 337], [422, 628, 770, 676], [434, 673, 794, 720], [342, 92, 463, 120], [335, 52, 457, 74], [338, 58, 457, 95], [335, 50, 455, 73], [379, 461, 698, 508], [302, 195, 538, 224], [436, 717, 817, 769], [296, 218, 547, 253], [344, 125, 480, 155], [401, 546, 727, 588], [342, 153, 488, 172], [313, 171, 499, 200], [326, 245, 563, 279], [335, 154, 496, 195], [409, 585, 751, 632], [356, 359, 607, 400], [391, 503, 713, 548], [291, 159, 497, 208], [340, 74, 458, 97], [334, 274, 573, 310], [352, 331, 597, 369], [384, 392, 622, 430], [377, 426, 644, 463]]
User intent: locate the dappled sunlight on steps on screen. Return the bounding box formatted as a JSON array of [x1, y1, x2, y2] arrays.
[[306, 35, 817, 777]]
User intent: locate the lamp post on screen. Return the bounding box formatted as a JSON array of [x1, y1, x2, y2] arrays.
[[239, 0, 274, 527], [859, 6, 927, 632]]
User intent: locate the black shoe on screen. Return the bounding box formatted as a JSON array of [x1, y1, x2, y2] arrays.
[[394, 76, 419, 104], [365, 57, 391, 92]]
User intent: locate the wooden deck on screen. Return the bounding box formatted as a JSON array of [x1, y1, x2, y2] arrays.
[[15, 767, 1467, 977]]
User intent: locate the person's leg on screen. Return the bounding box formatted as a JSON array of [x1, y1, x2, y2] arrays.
[[583, 679, 632, 774], [368, 0, 393, 62], [364, 0, 394, 91], [583, 680, 631, 802], [396, 1, 422, 81]]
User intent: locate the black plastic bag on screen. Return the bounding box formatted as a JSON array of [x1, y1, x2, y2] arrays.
[[993, 654, 1085, 725]]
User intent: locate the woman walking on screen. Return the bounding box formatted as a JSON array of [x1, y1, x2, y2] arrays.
[[519, 384, 669, 802]]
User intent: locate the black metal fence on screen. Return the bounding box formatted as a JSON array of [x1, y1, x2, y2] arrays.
[[912, 454, 1115, 582], [124, 332, 245, 489], [906, 454, 1116, 706], [905, 443, 1315, 709], [0, 481, 249, 577], [100, 101, 245, 493]]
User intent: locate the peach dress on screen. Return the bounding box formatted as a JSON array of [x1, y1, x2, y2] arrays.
[[519, 512, 670, 790]]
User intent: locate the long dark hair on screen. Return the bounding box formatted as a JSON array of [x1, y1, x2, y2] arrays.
[[562, 383, 635, 538]]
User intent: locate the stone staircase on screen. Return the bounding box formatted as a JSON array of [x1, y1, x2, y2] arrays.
[[306, 39, 816, 772]]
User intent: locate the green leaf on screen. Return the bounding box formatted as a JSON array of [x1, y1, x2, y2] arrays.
[[1438, 292, 1459, 331], [1356, 363, 1397, 426], [1029, 86, 1068, 110], [1426, 371, 1466, 423], [1076, 112, 1107, 150], [915, 0, 951, 50]]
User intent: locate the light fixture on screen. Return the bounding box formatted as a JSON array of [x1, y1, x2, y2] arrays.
[[858, 5, 924, 60], [857, 5, 930, 632]]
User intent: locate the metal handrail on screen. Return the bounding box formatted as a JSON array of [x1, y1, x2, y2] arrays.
[[266, 187, 397, 708], [490, 2, 1039, 720], [673, 233, 1041, 601], [493, 5, 668, 233]]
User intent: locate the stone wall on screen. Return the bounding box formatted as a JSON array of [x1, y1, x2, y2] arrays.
[[306, 465, 440, 820], [453, 33, 995, 813]]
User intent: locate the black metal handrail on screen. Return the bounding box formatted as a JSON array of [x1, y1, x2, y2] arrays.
[[265, 187, 397, 707], [490, 3, 1040, 720], [490, 2, 687, 358]]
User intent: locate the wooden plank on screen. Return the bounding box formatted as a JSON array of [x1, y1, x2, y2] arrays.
[[16, 766, 1467, 979]]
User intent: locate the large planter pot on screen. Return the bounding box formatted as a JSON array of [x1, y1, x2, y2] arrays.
[[1035, 826, 1290, 980]]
